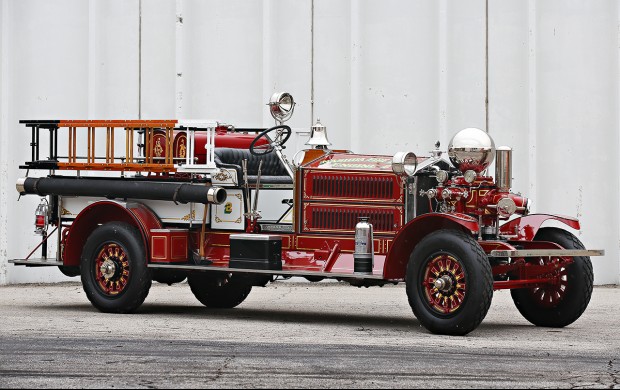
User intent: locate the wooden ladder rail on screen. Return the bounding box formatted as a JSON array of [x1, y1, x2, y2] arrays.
[[56, 120, 178, 173]]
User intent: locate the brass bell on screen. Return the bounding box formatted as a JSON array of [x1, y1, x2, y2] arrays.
[[306, 118, 332, 149]]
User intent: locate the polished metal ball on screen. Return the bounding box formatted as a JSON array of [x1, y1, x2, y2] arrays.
[[448, 128, 496, 173]]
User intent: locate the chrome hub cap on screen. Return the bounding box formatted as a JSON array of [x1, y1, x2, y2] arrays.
[[100, 259, 117, 280]]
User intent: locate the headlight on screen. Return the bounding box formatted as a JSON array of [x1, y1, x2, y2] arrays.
[[392, 152, 418, 177], [268, 92, 296, 123]]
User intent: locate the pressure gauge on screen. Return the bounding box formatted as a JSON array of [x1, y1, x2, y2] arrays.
[[464, 170, 477, 184], [436, 170, 449, 184]]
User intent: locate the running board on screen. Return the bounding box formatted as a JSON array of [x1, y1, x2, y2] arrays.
[[490, 249, 605, 258], [147, 263, 388, 281], [10, 259, 64, 267]]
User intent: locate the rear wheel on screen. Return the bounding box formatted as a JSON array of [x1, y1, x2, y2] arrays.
[[80, 222, 151, 313], [406, 229, 493, 336], [511, 228, 593, 328], [188, 273, 252, 309]]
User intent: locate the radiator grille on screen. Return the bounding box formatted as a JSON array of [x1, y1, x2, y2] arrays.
[[308, 207, 398, 232], [310, 174, 395, 200]]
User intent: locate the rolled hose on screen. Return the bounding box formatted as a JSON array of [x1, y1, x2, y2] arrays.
[[16, 177, 227, 205]]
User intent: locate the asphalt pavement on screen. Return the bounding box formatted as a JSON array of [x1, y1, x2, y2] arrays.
[[0, 280, 618, 388]]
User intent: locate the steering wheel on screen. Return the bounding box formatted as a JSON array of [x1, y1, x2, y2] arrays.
[[249, 125, 292, 156]]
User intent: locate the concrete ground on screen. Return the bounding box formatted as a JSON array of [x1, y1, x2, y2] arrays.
[[0, 280, 618, 389]]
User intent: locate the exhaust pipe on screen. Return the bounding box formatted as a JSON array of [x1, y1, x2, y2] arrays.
[[17, 177, 227, 205], [495, 146, 512, 193]]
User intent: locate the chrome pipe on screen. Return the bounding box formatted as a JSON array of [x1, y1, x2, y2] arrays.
[[495, 146, 512, 192]]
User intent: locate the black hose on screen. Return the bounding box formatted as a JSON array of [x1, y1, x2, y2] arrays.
[[18, 177, 226, 205]]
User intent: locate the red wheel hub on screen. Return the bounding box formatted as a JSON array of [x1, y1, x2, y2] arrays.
[[529, 257, 569, 309], [95, 243, 130, 296], [422, 255, 467, 315]]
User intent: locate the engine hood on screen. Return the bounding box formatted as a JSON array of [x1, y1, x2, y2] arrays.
[[302, 151, 429, 174]]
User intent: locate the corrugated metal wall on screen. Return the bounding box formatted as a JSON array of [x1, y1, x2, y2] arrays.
[[0, 0, 618, 285]]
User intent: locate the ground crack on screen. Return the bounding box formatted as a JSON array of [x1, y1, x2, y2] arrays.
[[608, 359, 619, 389], [211, 355, 235, 382]]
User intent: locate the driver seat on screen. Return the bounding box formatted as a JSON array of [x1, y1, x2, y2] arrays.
[[214, 148, 293, 185]]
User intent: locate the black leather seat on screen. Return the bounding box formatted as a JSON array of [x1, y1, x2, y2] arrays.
[[214, 148, 293, 185]]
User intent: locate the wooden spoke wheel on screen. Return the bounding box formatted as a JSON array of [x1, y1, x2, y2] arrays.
[[511, 228, 594, 328], [406, 229, 493, 336], [422, 254, 468, 315], [81, 222, 151, 313]]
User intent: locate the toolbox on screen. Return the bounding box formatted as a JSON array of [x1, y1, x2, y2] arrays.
[[229, 234, 283, 270]]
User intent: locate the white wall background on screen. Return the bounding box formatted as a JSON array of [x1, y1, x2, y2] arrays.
[[0, 0, 618, 285]]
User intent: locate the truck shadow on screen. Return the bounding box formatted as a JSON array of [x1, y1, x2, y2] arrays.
[[37, 302, 534, 335]]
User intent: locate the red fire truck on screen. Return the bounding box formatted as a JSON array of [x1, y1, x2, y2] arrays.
[[11, 92, 604, 335]]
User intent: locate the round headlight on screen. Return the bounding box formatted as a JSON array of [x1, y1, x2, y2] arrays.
[[497, 197, 517, 218], [268, 92, 296, 123], [448, 127, 496, 173], [392, 152, 418, 176]]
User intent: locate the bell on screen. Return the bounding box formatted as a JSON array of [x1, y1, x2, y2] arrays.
[[306, 118, 332, 149]]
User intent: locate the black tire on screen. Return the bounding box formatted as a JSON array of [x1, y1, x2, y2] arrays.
[[80, 222, 151, 313], [58, 266, 80, 278], [188, 273, 252, 309], [304, 276, 325, 283], [511, 228, 594, 328], [406, 229, 493, 336], [152, 269, 187, 286]]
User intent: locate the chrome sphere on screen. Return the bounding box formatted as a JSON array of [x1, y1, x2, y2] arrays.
[[448, 128, 496, 173]]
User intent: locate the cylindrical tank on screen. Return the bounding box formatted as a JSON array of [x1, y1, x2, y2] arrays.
[[354, 217, 374, 274], [17, 177, 227, 205], [495, 146, 513, 192], [174, 128, 271, 165]]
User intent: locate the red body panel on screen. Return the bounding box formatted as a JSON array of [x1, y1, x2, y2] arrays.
[[150, 229, 190, 263], [202, 231, 388, 277], [63, 201, 162, 267], [499, 214, 580, 241]]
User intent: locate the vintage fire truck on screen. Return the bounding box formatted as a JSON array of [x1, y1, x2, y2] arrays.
[[11, 92, 604, 335]]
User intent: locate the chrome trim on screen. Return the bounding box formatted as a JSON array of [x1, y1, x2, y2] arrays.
[[448, 127, 496, 173], [490, 249, 605, 258], [207, 187, 227, 205], [495, 146, 512, 192], [392, 151, 418, 176], [16, 178, 27, 194], [230, 234, 283, 241]]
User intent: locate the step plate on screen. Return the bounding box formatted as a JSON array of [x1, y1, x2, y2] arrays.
[[10, 259, 64, 267], [490, 249, 605, 258]]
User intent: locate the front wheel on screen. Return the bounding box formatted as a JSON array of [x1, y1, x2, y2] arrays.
[[80, 222, 152, 313], [510, 228, 594, 328], [188, 273, 252, 309], [406, 229, 493, 336]]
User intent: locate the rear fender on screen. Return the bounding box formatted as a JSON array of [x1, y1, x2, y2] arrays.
[[63, 200, 162, 267], [499, 214, 580, 241], [383, 213, 479, 280]]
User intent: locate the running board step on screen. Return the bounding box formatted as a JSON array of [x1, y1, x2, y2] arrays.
[[10, 259, 64, 267], [147, 263, 387, 280], [490, 249, 605, 258]]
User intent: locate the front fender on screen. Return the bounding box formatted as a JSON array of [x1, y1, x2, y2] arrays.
[[499, 214, 580, 241], [383, 213, 479, 280]]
